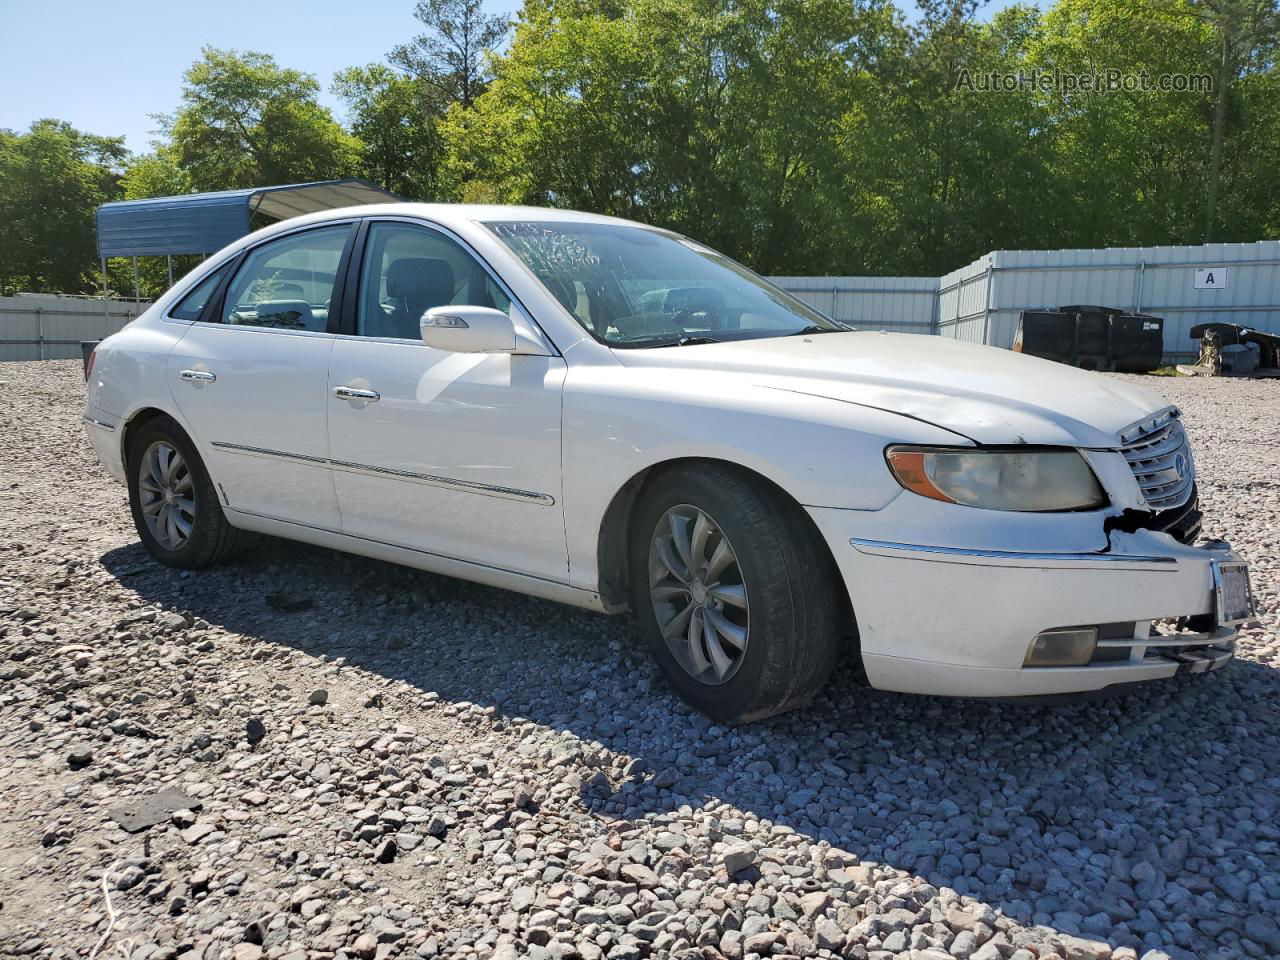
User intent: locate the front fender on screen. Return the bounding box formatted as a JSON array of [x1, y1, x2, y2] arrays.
[[561, 366, 965, 594]]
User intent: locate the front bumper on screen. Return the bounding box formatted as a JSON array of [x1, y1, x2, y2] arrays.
[[807, 506, 1245, 698]]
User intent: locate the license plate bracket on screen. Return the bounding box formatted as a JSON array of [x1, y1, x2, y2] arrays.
[[1213, 561, 1255, 626]]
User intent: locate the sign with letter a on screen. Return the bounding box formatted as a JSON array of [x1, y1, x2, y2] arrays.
[[1193, 268, 1227, 290]]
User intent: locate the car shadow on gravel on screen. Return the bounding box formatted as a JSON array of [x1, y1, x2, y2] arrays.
[[103, 535, 1280, 957]]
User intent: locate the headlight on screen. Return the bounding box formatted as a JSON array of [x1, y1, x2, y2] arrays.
[[885, 446, 1107, 512]]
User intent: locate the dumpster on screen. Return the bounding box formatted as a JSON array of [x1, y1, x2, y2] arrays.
[[1013, 306, 1164, 372]]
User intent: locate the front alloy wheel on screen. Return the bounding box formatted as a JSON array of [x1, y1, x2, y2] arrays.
[[648, 505, 750, 685], [629, 463, 844, 723]]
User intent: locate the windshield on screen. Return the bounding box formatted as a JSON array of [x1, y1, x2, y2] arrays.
[[484, 220, 843, 347]]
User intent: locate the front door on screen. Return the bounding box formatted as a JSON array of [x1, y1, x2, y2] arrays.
[[166, 222, 353, 530], [326, 219, 568, 579]]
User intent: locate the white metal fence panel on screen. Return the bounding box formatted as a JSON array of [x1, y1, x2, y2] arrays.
[[770, 276, 938, 334], [936, 254, 995, 344], [941, 241, 1280, 358], [0, 295, 149, 362]]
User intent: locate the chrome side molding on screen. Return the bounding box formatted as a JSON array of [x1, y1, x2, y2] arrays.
[[849, 537, 1178, 569], [209, 441, 555, 505]]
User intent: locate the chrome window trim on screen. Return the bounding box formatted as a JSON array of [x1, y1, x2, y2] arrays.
[[209, 441, 555, 506]]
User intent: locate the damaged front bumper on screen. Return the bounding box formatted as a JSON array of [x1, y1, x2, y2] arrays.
[[806, 503, 1253, 699]]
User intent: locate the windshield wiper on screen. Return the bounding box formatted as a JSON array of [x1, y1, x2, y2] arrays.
[[648, 335, 722, 348], [787, 324, 846, 336]]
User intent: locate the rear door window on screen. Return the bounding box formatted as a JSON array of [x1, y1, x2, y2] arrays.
[[219, 225, 351, 331]]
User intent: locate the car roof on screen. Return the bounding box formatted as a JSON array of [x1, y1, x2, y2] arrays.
[[304, 202, 653, 229]]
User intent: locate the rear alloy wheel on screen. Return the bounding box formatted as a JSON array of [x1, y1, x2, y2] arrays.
[[137, 441, 196, 551], [630, 463, 843, 723], [126, 416, 249, 569]]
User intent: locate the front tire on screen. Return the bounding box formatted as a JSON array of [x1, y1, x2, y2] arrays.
[[628, 464, 842, 723], [126, 416, 248, 569]]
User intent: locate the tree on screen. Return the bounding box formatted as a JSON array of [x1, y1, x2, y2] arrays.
[[332, 64, 449, 199], [0, 120, 126, 294], [389, 0, 511, 108], [167, 47, 358, 191], [446, 0, 899, 273], [1169, 0, 1279, 238]]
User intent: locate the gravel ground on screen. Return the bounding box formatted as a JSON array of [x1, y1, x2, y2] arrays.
[[1, 360, 1277, 960]]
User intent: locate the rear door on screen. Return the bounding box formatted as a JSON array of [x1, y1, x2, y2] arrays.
[[166, 221, 355, 530]]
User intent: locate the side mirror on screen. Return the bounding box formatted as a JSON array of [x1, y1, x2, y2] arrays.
[[420, 305, 517, 353]]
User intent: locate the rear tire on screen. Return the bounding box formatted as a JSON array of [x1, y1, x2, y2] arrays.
[[628, 463, 842, 723], [126, 416, 249, 569]]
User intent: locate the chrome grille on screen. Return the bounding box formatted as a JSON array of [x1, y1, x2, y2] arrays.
[[1120, 411, 1195, 510]]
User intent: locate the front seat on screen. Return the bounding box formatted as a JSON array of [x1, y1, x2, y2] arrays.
[[376, 257, 456, 339]]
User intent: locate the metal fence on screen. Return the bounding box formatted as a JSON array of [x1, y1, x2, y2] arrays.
[[769, 276, 939, 334], [935, 241, 1280, 361], [0, 295, 150, 362]]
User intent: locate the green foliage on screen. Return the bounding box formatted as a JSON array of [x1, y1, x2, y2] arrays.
[[333, 64, 449, 199], [389, 0, 511, 108], [3, 0, 1278, 297], [168, 47, 359, 191], [0, 120, 126, 295]]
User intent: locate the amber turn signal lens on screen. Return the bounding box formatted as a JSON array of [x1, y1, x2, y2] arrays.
[[885, 449, 956, 503]]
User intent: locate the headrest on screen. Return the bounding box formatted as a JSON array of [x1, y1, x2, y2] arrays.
[[386, 258, 454, 306]]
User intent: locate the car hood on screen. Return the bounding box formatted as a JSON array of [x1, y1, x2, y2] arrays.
[[612, 332, 1172, 447]]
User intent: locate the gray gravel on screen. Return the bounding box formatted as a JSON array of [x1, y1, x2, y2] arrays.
[[1, 360, 1277, 960]]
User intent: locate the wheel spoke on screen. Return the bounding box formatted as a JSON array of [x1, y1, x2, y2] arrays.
[[165, 507, 181, 546], [148, 450, 166, 488], [703, 615, 734, 681], [667, 512, 695, 574], [164, 447, 183, 484], [689, 511, 712, 576], [661, 601, 695, 640], [685, 608, 711, 675], [174, 495, 196, 517], [705, 606, 747, 650], [172, 510, 193, 536], [173, 470, 193, 494], [652, 581, 691, 602], [708, 582, 747, 609], [704, 538, 734, 583], [656, 537, 691, 583]]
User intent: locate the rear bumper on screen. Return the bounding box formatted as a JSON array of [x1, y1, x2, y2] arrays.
[[807, 505, 1244, 698], [83, 408, 126, 484]]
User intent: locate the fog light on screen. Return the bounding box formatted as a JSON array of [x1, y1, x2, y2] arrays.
[[1024, 627, 1098, 667]]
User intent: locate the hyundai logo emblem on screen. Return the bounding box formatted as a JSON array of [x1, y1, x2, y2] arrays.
[[1174, 453, 1188, 478]]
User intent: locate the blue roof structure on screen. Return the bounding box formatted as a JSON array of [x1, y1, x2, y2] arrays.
[[96, 179, 400, 258]]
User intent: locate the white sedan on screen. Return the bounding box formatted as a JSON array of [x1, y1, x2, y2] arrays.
[[83, 205, 1254, 722]]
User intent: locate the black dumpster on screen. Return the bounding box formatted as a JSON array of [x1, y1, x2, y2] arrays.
[[1013, 306, 1164, 372]]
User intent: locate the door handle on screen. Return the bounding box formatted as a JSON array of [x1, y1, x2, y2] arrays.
[[179, 369, 216, 383], [333, 385, 380, 402]]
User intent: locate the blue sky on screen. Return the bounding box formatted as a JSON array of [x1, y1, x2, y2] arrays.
[[0, 0, 1028, 155]]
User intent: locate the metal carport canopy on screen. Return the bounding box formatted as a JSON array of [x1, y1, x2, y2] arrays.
[[96, 179, 401, 258]]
